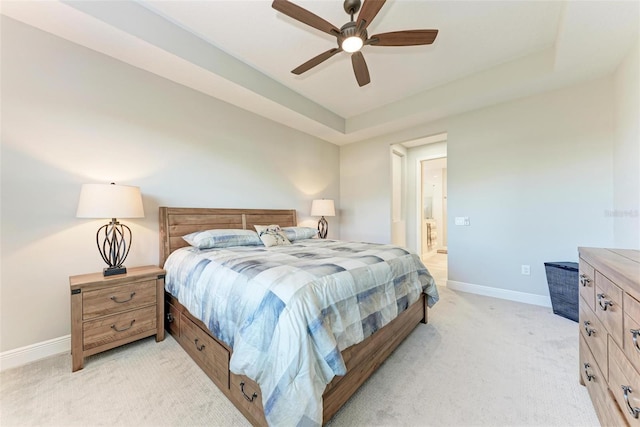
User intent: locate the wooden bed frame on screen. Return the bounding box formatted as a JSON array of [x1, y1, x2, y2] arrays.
[[159, 207, 428, 425]]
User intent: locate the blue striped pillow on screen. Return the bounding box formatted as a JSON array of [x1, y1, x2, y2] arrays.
[[182, 229, 262, 249]]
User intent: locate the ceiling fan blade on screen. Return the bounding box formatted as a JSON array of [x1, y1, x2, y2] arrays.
[[351, 51, 370, 87], [292, 48, 342, 75], [356, 0, 386, 31], [369, 29, 438, 46], [272, 0, 339, 36]]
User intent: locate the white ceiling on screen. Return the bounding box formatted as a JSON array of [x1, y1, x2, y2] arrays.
[[2, 1, 639, 145]]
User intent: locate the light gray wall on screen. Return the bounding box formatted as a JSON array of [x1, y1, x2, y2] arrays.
[[341, 76, 620, 299], [0, 18, 340, 352], [613, 40, 640, 248]]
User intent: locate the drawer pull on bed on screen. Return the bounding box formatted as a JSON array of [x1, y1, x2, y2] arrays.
[[583, 320, 595, 336], [631, 329, 640, 353], [622, 385, 640, 418], [110, 292, 136, 303], [166, 312, 174, 323], [583, 363, 595, 382], [597, 293, 613, 311], [194, 338, 205, 351], [240, 381, 258, 403], [111, 319, 135, 332]]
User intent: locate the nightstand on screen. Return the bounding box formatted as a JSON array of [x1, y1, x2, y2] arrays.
[[69, 265, 165, 372]]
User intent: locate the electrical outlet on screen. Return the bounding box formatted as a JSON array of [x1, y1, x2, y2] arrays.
[[455, 217, 470, 226], [521, 265, 531, 275]]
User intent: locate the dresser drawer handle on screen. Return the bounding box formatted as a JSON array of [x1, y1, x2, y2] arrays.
[[630, 329, 640, 353], [111, 292, 136, 303], [583, 320, 595, 336], [583, 363, 595, 382], [597, 293, 613, 311], [580, 274, 591, 286], [240, 381, 258, 403], [111, 319, 135, 332], [622, 385, 640, 418], [194, 338, 205, 351]]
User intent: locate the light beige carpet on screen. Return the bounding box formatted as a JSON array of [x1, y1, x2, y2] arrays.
[[1, 286, 597, 427]]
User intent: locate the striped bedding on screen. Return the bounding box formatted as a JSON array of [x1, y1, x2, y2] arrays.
[[164, 239, 439, 426]]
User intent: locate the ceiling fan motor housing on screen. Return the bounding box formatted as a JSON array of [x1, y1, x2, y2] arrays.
[[338, 21, 367, 48]]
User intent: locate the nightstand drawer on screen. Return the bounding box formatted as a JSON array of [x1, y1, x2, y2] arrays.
[[83, 280, 156, 320], [180, 313, 229, 390], [83, 305, 157, 351]]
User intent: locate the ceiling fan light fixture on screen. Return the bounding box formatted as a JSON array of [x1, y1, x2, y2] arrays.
[[342, 36, 363, 53]]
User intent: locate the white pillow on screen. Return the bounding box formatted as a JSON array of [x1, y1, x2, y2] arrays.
[[254, 225, 291, 247], [183, 229, 262, 249]]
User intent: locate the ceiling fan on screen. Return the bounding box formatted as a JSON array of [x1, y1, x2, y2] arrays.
[[272, 0, 438, 87]]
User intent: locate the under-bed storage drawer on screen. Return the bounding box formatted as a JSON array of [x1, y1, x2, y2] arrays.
[[180, 313, 230, 390], [165, 301, 181, 337], [230, 372, 265, 425]]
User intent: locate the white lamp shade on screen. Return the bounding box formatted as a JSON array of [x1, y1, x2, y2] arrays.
[[311, 199, 335, 217], [76, 183, 144, 219]]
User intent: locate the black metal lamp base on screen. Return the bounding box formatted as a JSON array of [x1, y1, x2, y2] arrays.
[[103, 266, 127, 277]]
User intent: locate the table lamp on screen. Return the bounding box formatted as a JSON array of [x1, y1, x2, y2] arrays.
[[311, 199, 335, 239], [76, 183, 144, 276]]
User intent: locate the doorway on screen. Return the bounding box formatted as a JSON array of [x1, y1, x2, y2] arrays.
[[419, 156, 448, 285]]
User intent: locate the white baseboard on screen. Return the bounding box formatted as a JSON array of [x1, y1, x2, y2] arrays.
[[446, 280, 552, 307], [0, 335, 70, 372]]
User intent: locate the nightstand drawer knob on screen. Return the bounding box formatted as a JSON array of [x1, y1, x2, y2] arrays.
[[111, 319, 136, 332], [110, 292, 136, 303]]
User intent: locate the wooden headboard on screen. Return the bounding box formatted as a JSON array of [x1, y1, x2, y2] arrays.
[[159, 207, 298, 266]]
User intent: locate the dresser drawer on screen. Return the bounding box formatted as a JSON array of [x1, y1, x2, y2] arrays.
[[579, 335, 626, 426], [624, 293, 640, 376], [83, 280, 156, 320], [595, 272, 624, 348], [609, 336, 640, 425], [579, 258, 596, 312], [580, 298, 608, 380], [83, 305, 157, 351], [180, 314, 229, 390], [230, 372, 265, 425]]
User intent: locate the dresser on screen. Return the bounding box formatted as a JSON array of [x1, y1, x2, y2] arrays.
[[70, 265, 165, 371], [579, 247, 640, 425]]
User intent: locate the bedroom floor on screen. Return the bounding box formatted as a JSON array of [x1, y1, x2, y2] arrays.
[[422, 251, 447, 285], [0, 281, 597, 426]]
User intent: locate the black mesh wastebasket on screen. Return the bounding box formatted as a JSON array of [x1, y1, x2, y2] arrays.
[[544, 262, 579, 322]]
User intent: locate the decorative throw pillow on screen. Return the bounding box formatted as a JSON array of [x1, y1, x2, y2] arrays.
[[281, 226, 318, 241], [254, 224, 291, 247], [182, 229, 262, 249]]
